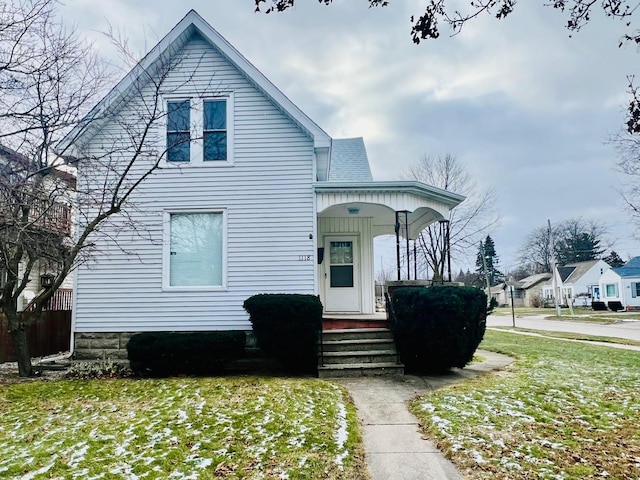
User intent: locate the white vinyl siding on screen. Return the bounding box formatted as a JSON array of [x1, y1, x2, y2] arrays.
[[73, 34, 316, 332]]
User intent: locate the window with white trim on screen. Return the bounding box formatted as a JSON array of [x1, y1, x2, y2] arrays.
[[167, 212, 224, 287], [166, 100, 191, 162], [165, 95, 233, 164], [605, 283, 618, 298], [203, 99, 227, 161]]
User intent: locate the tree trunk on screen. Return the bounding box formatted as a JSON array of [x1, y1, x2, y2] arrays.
[[7, 312, 34, 377]]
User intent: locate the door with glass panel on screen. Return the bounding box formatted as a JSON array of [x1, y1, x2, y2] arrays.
[[324, 236, 360, 312]]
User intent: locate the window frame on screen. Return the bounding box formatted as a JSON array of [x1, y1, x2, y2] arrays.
[[166, 99, 191, 162], [162, 93, 234, 166], [605, 283, 618, 298], [162, 208, 228, 291]]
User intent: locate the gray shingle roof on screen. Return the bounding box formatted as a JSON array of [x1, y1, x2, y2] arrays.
[[328, 137, 373, 182], [516, 273, 551, 289]]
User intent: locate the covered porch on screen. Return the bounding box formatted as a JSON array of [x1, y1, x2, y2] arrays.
[[315, 181, 464, 314]]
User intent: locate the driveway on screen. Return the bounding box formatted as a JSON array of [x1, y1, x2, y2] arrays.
[[487, 314, 640, 342]]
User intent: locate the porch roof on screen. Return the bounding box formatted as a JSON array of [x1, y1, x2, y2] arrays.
[[315, 181, 465, 239]]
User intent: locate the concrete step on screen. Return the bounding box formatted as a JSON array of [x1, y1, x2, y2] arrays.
[[321, 338, 396, 352], [321, 328, 393, 342], [318, 362, 404, 378], [321, 350, 399, 365]]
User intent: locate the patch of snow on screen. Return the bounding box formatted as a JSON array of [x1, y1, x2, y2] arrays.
[[334, 402, 349, 470]]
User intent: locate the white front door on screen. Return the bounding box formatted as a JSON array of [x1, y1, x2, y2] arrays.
[[324, 236, 360, 312]]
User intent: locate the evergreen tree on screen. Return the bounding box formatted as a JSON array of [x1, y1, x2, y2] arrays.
[[603, 250, 625, 268], [476, 235, 504, 286]]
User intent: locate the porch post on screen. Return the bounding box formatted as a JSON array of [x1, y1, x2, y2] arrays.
[[404, 211, 410, 281], [395, 211, 401, 281]]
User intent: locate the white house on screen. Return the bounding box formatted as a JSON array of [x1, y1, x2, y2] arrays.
[[599, 256, 640, 310], [541, 259, 610, 306], [58, 11, 464, 359]]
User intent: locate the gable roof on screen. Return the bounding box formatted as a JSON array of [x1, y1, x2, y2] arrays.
[[328, 138, 373, 182], [612, 256, 640, 278], [58, 9, 331, 156], [516, 272, 551, 290], [561, 259, 603, 283], [556, 266, 575, 282]]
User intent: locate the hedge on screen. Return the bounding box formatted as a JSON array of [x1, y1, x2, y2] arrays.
[[391, 285, 487, 373], [243, 294, 322, 373], [126, 331, 246, 377]]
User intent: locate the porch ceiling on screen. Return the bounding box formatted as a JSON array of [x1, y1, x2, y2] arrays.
[[315, 181, 465, 239]]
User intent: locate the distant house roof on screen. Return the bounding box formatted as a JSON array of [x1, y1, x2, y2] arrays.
[[328, 138, 373, 182], [517, 273, 552, 290], [557, 266, 575, 282], [562, 260, 603, 284], [612, 256, 640, 278]]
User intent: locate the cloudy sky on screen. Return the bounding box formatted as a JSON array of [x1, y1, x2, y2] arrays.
[[58, 0, 640, 274]]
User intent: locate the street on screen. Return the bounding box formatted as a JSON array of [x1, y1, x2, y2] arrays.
[[487, 314, 640, 342]]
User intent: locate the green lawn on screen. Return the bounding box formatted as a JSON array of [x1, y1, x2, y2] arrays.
[[0, 377, 367, 479], [492, 306, 640, 323], [490, 326, 640, 347], [410, 330, 640, 479]]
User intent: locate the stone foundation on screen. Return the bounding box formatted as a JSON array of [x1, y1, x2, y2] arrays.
[[74, 331, 256, 361]]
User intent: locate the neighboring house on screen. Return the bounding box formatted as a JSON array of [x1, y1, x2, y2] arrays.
[[490, 283, 509, 306], [599, 256, 640, 310], [492, 273, 551, 308], [58, 11, 464, 359], [542, 260, 610, 307], [0, 144, 74, 311]]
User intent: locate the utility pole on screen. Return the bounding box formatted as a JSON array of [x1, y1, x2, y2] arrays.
[[549, 219, 561, 316]]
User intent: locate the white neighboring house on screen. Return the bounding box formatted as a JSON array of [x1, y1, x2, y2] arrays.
[[599, 257, 640, 310], [541, 259, 610, 306], [0, 144, 74, 312], [58, 10, 464, 359]]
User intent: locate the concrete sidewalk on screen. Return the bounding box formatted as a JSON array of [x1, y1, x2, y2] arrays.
[[336, 350, 514, 480]]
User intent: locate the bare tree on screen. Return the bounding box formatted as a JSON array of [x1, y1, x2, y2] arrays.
[[518, 218, 610, 273], [0, 0, 209, 376], [518, 224, 554, 274], [403, 154, 499, 279]]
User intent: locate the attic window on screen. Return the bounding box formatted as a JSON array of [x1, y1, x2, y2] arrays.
[[203, 99, 227, 161], [164, 95, 233, 165], [167, 100, 191, 162]]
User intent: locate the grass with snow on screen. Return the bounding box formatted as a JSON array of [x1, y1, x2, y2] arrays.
[[0, 376, 367, 479], [410, 330, 640, 479]]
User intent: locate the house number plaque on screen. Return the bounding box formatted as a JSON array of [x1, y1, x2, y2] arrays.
[[298, 255, 312, 261]]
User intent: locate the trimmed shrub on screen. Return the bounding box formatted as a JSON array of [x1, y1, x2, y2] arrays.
[[607, 301, 624, 312], [391, 286, 486, 373], [243, 294, 322, 373], [592, 301, 607, 311], [126, 331, 246, 377]]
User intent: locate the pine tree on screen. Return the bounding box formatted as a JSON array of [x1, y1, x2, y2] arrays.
[[476, 235, 504, 286]]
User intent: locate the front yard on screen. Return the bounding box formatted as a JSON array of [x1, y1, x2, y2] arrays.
[[0, 376, 367, 479], [411, 330, 640, 479]]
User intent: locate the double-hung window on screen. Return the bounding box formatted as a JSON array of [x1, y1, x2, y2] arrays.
[[166, 211, 225, 288], [166, 100, 191, 162], [203, 99, 227, 161], [165, 95, 233, 164], [605, 283, 618, 298]]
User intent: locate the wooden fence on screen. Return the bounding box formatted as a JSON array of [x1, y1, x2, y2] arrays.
[[0, 310, 71, 363]]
